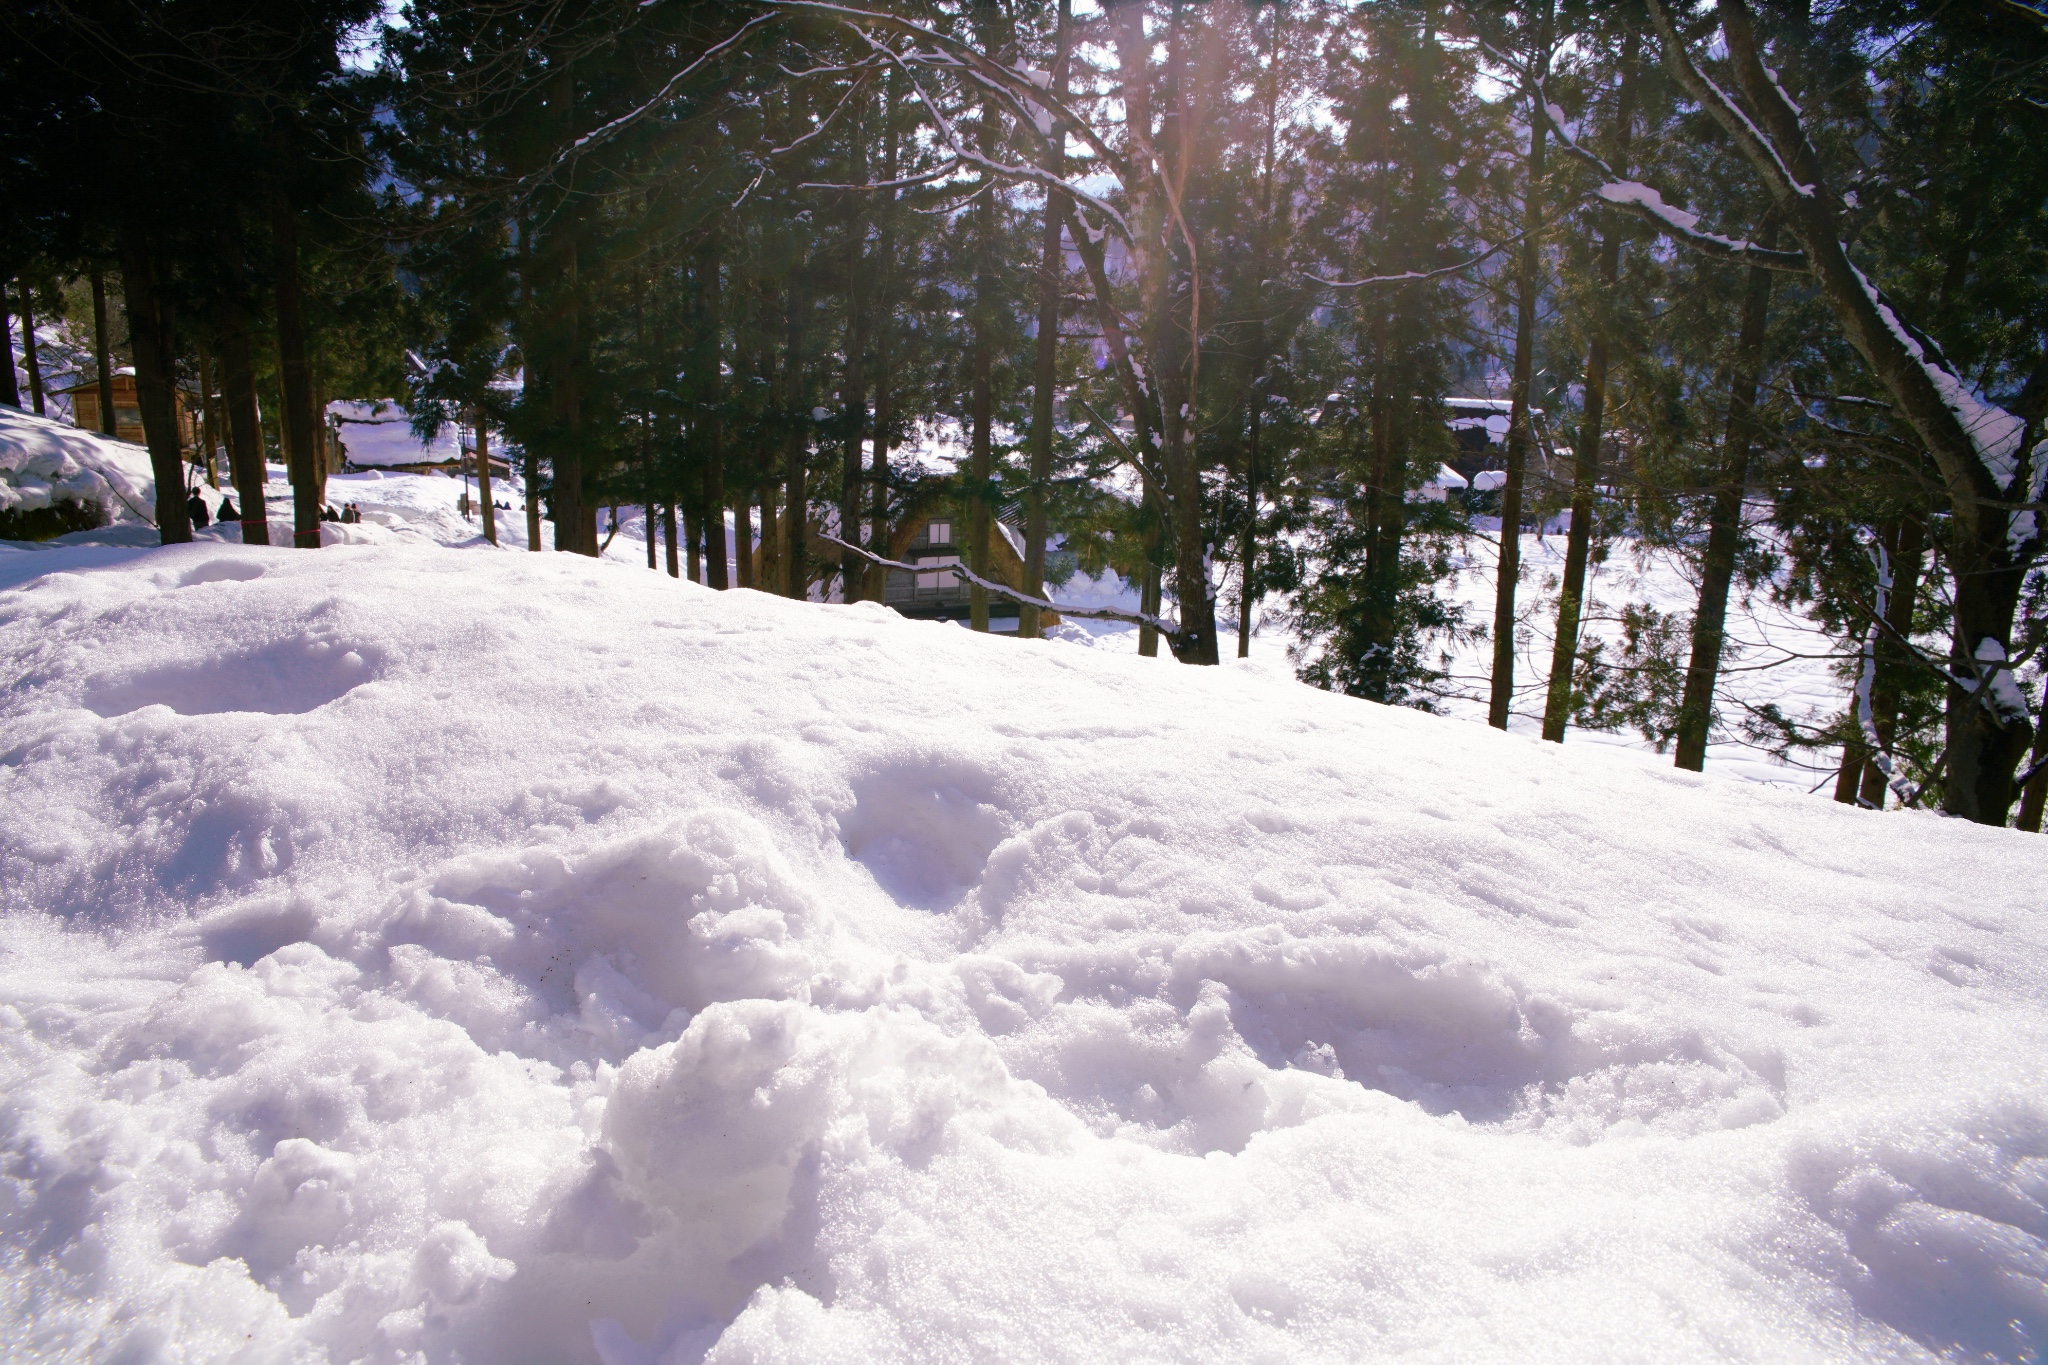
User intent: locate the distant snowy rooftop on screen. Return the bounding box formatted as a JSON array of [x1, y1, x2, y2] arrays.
[[328, 398, 465, 469]]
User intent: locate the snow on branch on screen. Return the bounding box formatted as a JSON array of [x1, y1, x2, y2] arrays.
[[1462, 23, 1805, 271], [821, 534, 1183, 640], [799, 162, 965, 193], [1850, 263, 2040, 548], [1587, 181, 1805, 270]]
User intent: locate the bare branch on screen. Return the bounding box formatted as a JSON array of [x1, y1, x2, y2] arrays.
[[1308, 232, 1527, 289], [545, 13, 780, 173]]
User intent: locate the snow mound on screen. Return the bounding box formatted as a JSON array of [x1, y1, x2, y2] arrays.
[[1, 541, 2043, 1364], [0, 404, 157, 524]]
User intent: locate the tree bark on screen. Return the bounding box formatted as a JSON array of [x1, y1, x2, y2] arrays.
[[218, 310, 269, 546], [663, 502, 680, 578], [1543, 34, 1637, 742], [90, 271, 116, 435], [116, 219, 190, 542], [1674, 237, 1777, 771], [269, 191, 322, 548], [1488, 6, 1552, 729]]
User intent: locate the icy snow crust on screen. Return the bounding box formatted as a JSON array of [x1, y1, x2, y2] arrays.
[[1, 543, 2044, 1365]]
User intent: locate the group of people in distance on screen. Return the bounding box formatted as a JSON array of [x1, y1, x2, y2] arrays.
[[183, 487, 364, 531]]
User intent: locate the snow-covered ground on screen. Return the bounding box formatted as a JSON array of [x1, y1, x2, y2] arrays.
[[2, 536, 2043, 1363], [1057, 519, 1852, 793]]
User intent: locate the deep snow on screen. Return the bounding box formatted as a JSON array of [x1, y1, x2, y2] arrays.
[[1, 539, 2044, 1364]]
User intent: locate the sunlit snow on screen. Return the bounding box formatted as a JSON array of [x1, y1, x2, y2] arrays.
[[1, 529, 2043, 1364]]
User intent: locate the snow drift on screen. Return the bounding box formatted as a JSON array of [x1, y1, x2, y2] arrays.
[[0, 540, 2043, 1364], [0, 405, 156, 528]]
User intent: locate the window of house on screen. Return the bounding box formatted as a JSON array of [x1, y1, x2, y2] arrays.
[[927, 520, 952, 545], [915, 555, 960, 590], [115, 407, 142, 427]]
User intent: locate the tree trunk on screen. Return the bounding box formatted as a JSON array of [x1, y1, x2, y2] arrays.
[[734, 496, 756, 589], [0, 291, 17, 410], [1488, 11, 1551, 729], [476, 417, 497, 544], [698, 238, 729, 589], [686, 502, 703, 582], [524, 443, 544, 550], [840, 95, 872, 607], [219, 314, 270, 546], [648, 498, 660, 569], [782, 284, 808, 600], [1674, 240, 1777, 771], [91, 271, 116, 435], [1021, 0, 1073, 640], [269, 192, 322, 548], [116, 220, 190, 542], [18, 281, 45, 416], [868, 73, 902, 604], [1544, 37, 1637, 742], [1138, 501, 1164, 658], [1239, 3, 1286, 660], [968, 90, 999, 633], [759, 487, 782, 593], [547, 236, 593, 555], [1855, 515, 1925, 806], [663, 502, 680, 578], [2016, 680, 2048, 832], [312, 363, 330, 505], [198, 347, 220, 487]]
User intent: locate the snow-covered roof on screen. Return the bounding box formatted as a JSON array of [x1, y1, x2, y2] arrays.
[[328, 399, 465, 469]]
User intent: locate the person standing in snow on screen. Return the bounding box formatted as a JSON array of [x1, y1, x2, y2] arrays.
[[187, 489, 210, 528], [218, 494, 238, 524]]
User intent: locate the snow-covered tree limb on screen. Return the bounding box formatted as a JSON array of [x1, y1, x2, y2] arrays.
[[1461, 23, 1805, 269]]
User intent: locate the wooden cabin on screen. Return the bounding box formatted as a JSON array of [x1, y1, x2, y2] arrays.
[[54, 370, 199, 450], [883, 505, 1056, 627]]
